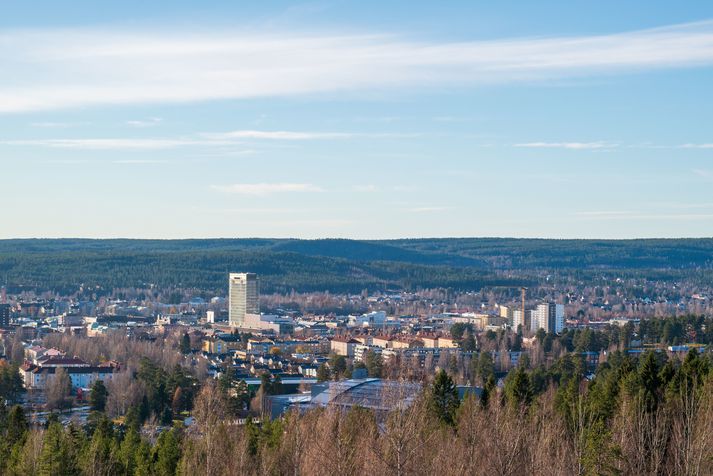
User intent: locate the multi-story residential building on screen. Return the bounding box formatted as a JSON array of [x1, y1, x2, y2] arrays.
[[0, 304, 10, 328], [20, 356, 118, 390], [391, 337, 423, 349], [353, 335, 372, 346], [372, 336, 393, 348], [25, 346, 65, 364], [420, 334, 439, 348], [512, 309, 532, 331], [499, 305, 514, 324], [330, 337, 360, 357], [531, 303, 565, 334], [247, 338, 323, 355], [229, 273, 259, 328], [202, 333, 242, 355], [437, 337, 459, 348]]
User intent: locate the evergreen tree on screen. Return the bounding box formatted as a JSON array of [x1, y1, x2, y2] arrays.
[[428, 369, 460, 426], [89, 379, 108, 412], [476, 351, 495, 385], [124, 405, 142, 432], [0, 362, 24, 403], [218, 362, 236, 392], [39, 422, 78, 476], [505, 366, 533, 409], [133, 441, 153, 476], [365, 350, 384, 378], [154, 428, 181, 476], [6, 404, 28, 446], [329, 354, 347, 380], [480, 374, 496, 408], [1, 404, 28, 474], [638, 351, 661, 413], [461, 332, 477, 351], [316, 363, 330, 382], [118, 427, 141, 475]]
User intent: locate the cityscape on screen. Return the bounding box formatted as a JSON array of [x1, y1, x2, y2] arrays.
[[2, 2, 713, 475]]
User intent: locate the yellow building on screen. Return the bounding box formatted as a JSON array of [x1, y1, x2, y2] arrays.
[[202, 334, 242, 354]]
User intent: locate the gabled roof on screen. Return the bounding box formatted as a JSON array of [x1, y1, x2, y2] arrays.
[[331, 336, 360, 344], [38, 356, 90, 367]]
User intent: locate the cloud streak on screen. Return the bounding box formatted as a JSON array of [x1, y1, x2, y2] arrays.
[[514, 141, 615, 149], [0, 128, 407, 150], [573, 210, 713, 220], [681, 143, 713, 149], [126, 117, 162, 127], [210, 183, 324, 195], [205, 130, 352, 140], [408, 206, 452, 213], [0, 138, 226, 150], [2, 20, 713, 112]]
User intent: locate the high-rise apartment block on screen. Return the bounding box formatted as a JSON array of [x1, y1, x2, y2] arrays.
[[0, 304, 9, 328], [229, 273, 259, 328], [531, 302, 564, 334], [512, 309, 531, 331]]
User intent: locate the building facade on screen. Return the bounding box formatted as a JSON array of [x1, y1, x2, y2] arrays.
[[229, 273, 259, 328], [330, 337, 360, 357], [512, 309, 531, 331], [0, 304, 10, 328], [531, 303, 565, 334], [20, 356, 118, 390]]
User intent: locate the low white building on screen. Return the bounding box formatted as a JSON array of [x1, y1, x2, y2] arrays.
[[20, 356, 118, 390], [347, 311, 386, 328], [243, 313, 294, 334]]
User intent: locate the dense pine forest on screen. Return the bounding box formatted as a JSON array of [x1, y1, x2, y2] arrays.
[[1, 238, 712, 294]]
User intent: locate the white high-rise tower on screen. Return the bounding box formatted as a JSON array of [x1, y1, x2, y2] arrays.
[[229, 273, 259, 328]]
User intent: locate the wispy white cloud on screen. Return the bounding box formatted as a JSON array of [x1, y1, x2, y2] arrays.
[[0, 138, 228, 150], [204, 130, 352, 140], [393, 185, 417, 192], [680, 143, 713, 149], [30, 121, 89, 128], [203, 130, 417, 140], [573, 211, 635, 217], [514, 141, 616, 149], [126, 117, 162, 127], [692, 168, 713, 179], [353, 116, 400, 123], [352, 184, 377, 192], [3, 20, 713, 112], [210, 183, 324, 195], [651, 201, 713, 209], [112, 159, 168, 164], [408, 206, 452, 213], [573, 210, 713, 220], [200, 207, 309, 214], [0, 128, 410, 150]]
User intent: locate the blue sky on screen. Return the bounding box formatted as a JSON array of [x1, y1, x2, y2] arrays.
[[2, 1, 713, 239]]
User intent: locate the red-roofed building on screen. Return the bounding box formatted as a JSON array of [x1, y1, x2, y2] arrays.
[[19, 355, 117, 390]]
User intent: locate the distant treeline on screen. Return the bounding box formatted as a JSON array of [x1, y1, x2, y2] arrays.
[[0, 237, 712, 294]]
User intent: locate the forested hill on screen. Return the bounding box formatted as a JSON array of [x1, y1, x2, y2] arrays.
[[0, 238, 711, 294]]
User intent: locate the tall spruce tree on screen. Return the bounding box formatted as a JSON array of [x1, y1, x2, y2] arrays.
[[428, 369, 460, 425]]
